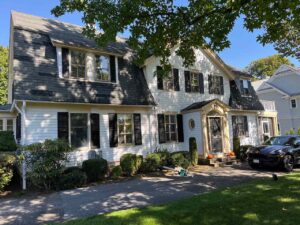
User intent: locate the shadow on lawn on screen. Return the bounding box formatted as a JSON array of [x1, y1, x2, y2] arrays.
[[66, 173, 300, 225]]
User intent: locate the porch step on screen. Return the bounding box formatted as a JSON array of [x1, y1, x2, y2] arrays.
[[199, 157, 238, 167]]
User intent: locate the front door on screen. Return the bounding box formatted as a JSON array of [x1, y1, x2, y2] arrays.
[[208, 117, 223, 153]]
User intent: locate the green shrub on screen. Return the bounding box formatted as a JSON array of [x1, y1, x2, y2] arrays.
[[120, 153, 143, 176], [140, 153, 161, 173], [59, 168, 87, 190], [154, 149, 171, 166], [63, 166, 82, 174], [0, 131, 17, 152], [25, 139, 71, 191], [233, 136, 241, 159], [110, 166, 122, 179], [82, 158, 108, 182], [170, 151, 190, 169], [189, 137, 198, 166], [0, 153, 16, 192]]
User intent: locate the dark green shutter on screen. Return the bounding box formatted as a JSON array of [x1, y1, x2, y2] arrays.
[[109, 113, 118, 147], [90, 113, 100, 148], [220, 76, 224, 95], [157, 114, 166, 143], [208, 75, 213, 94], [57, 112, 69, 141], [184, 71, 191, 92], [157, 66, 163, 90], [173, 68, 180, 91], [177, 114, 184, 142], [62, 48, 69, 78], [110, 56, 116, 82], [16, 113, 21, 142], [134, 114, 142, 145], [244, 116, 249, 137], [232, 116, 237, 137], [199, 73, 204, 94]]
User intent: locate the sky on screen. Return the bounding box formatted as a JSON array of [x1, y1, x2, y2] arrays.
[[1, 0, 299, 69]]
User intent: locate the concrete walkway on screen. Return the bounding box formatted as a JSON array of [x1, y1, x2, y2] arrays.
[[0, 165, 284, 225]]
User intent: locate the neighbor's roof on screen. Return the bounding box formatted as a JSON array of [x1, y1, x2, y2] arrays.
[[11, 11, 156, 106]]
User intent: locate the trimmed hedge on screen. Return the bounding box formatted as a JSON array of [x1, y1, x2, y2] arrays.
[[0, 131, 17, 152], [140, 153, 161, 173], [189, 137, 198, 166], [170, 151, 190, 169], [120, 153, 143, 176], [82, 158, 108, 182], [233, 136, 241, 159], [60, 167, 87, 190], [110, 166, 122, 179]]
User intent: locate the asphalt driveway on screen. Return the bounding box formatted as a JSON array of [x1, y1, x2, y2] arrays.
[[0, 164, 285, 225]]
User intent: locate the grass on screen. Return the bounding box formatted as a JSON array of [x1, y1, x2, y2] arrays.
[[60, 173, 300, 225]]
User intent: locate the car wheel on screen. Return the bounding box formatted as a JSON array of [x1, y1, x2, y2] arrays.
[[248, 161, 259, 170], [283, 155, 294, 172]]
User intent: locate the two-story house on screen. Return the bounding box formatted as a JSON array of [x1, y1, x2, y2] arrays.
[[253, 64, 300, 135], [0, 11, 277, 164]]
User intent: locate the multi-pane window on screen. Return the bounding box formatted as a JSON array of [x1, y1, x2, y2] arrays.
[[291, 99, 297, 108], [118, 114, 133, 145], [70, 50, 86, 79], [96, 55, 110, 82], [6, 119, 13, 131], [163, 74, 175, 90], [70, 113, 88, 148], [209, 75, 224, 95], [190, 72, 200, 92], [232, 116, 249, 137], [165, 115, 177, 142], [0, 120, 3, 131], [240, 80, 250, 95]]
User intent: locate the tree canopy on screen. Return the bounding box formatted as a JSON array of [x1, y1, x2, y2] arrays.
[[0, 46, 8, 104], [52, 0, 300, 70], [245, 54, 294, 80]]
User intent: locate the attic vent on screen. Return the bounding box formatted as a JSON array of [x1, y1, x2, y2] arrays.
[[30, 89, 54, 97]]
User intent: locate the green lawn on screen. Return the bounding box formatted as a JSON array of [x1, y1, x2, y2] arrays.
[[61, 173, 300, 225]]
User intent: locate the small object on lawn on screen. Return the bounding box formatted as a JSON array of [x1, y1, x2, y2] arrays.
[[272, 173, 278, 181], [178, 169, 188, 177], [162, 166, 191, 177]]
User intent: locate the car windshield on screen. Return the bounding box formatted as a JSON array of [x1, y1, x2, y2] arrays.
[[264, 136, 294, 146]]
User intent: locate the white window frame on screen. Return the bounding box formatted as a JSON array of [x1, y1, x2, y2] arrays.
[[117, 114, 134, 146], [190, 72, 200, 92], [69, 113, 90, 150], [0, 118, 15, 133], [95, 55, 111, 82], [70, 50, 86, 80], [163, 71, 175, 91], [291, 99, 297, 109], [164, 114, 178, 142]]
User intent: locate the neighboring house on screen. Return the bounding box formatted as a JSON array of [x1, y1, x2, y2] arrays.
[[253, 64, 300, 135], [0, 11, 277, 165]]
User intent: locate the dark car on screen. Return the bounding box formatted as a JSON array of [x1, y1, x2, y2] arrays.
[[247, 135, 300, 172]]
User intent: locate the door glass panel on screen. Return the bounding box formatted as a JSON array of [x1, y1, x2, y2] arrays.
[[209, 117, 223, 153]]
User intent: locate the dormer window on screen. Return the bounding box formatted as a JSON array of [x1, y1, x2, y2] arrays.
[[96, 55, 110, 82], [70, 50, 86, 79], [240, 80, 250, 95]]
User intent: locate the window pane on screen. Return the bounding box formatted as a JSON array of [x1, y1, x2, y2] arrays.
[[71, 113, 88, 148], [171, 133, 177, 141], [7, 119, 13, 131], [0, 120, 3, 131], [71, 50, 86, 79], [96, 55, 110, 82], [118, 114, 133, 144]]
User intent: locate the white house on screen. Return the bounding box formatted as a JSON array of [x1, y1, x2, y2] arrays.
[[0, 11, 278, 165], [253, 64, 300, 135]]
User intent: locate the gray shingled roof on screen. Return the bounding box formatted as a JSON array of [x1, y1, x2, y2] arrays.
[[181, 100, 216, 112], [229, 80, 264, 111], [12, 11, 156, 106], [0, 104, 12, 111], [226, 65, 252, 79]]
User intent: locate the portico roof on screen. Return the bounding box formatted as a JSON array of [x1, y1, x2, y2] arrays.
[[181, 99, 231, 113]]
